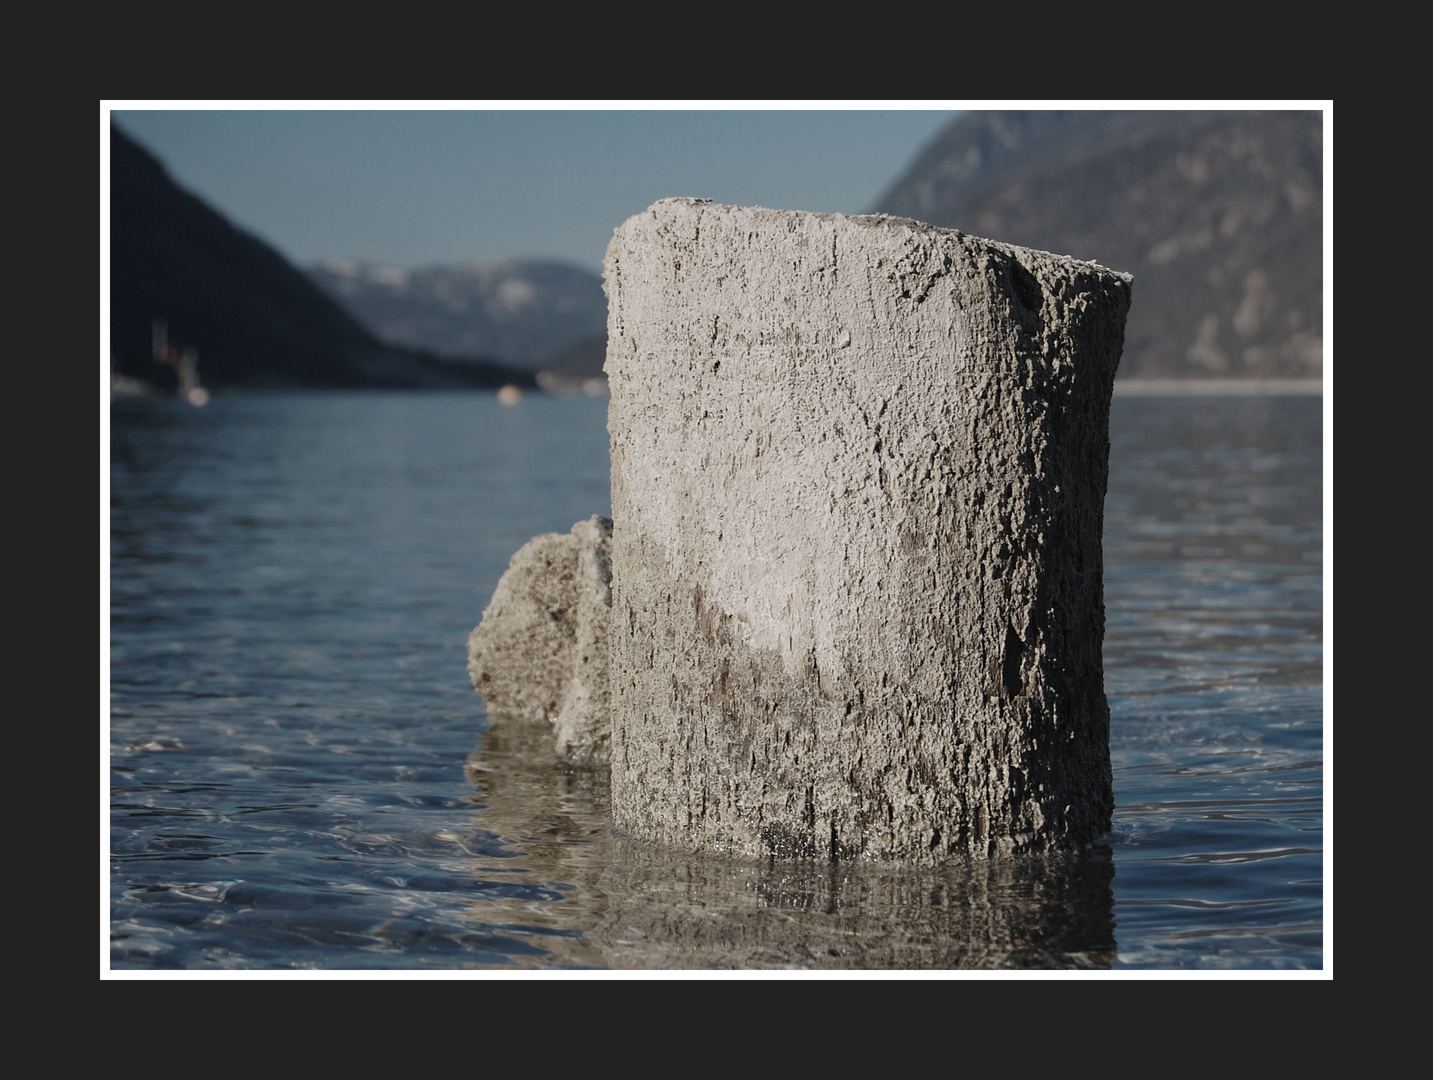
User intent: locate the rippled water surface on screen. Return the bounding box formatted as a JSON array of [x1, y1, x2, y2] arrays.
[[107, 391, 1324, 971]]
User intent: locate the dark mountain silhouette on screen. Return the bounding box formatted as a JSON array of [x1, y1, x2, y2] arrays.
[[872, 110, 1324, 381], [108, 123, 535, 392]]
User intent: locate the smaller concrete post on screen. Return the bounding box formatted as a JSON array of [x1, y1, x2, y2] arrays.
[[467, 515, 613, 765]]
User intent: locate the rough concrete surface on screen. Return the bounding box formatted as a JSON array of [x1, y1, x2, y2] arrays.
[[604, 199, 1131, 863], [467, 515, 613, 765]]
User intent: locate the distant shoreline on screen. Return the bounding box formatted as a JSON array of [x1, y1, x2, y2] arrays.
[[1113, 378, 1323, 397], [111, 375, 1327, 400]]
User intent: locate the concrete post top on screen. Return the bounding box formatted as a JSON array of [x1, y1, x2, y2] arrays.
[[606, 197, 1132, 286], [603, 198, 1132, 406]]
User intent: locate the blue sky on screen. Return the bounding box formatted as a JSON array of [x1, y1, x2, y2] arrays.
[[107, 106, 960, 276]]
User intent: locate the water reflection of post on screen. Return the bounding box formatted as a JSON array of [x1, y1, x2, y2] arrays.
[[590, 842, 1116, 970], [459, 720, 1117, 969], [458, 717, 613, 969]]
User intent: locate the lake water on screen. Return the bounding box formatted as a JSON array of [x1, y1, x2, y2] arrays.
[[107, 390, 1325, 972]]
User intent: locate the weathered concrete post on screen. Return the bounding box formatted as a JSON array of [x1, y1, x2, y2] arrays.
[[604, 199, 1130, 863]]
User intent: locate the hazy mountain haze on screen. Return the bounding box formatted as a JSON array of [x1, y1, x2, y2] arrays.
[[106, 106, 1327, 384], [306, 258, 607, 370], [108, 110, 959, 274], [871, 110, 1324, 380]]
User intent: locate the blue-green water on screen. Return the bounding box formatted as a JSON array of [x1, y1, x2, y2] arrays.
[[107, 391, 1324, 970]]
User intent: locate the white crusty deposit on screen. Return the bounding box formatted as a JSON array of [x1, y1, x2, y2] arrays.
[[604, 199, 1131, 863]]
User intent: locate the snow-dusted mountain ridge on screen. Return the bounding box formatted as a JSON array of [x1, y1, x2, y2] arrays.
[[307, 258, 608, 371]]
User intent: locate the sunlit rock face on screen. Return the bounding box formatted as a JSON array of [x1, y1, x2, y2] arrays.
[[603, 199, 1131, 864], [467, 515, 613, 766]]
